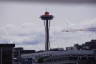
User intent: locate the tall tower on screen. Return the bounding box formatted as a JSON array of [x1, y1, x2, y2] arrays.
[[40, 11, 54, 51]]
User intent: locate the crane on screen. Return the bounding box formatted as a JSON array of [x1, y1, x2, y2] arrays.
[[61, 27, 96, 32]]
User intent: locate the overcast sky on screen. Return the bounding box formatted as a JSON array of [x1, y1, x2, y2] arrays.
[[0, 1, 96, 50]]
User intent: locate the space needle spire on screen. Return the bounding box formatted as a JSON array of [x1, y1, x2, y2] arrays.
[[40, 11, 54, 51]]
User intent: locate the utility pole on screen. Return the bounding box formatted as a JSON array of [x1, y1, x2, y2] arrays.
[[40, 11, 54, 51]]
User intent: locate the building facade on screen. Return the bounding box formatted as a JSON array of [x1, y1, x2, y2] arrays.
[[13, 48, 35, 64], [21, 50, 96, 64], [0, 44, 15, 64]]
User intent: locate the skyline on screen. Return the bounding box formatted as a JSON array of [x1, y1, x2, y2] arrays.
[[0, 1, 96, 50]]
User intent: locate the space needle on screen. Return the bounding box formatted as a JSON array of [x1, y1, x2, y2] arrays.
[[40, 11, 54, 51]]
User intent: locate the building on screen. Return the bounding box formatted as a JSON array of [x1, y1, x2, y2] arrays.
[[21, 50, 96, 64], [70, 39, 96, 50], [13, 47, 35, 64], [82, 40, 96, 50], [21, 39, 96, 64], [0, 44, 15, 64], [13, 48, 23, 64], [22, 50, 35, 54]]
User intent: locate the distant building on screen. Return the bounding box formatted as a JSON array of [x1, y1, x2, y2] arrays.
[[13, 48, 23, 64], [21, 50, 96, 64], [22, 50, 35, 54], [20, 50, 35, 64], [21, 39, 96, 64], [0, 44, 15, 64], [50, 48, 64, 51], [66, 47, 74, 50], [82, 40, 96, 50], [72, 39, 96, 50], [13, 47, 35, 64]]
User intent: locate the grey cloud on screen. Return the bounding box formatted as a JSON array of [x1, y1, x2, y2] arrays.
[[0, 40, 8, 43], [84, 20, 96, 32], [86, 27, 96, 32], [0, 0, 96, 3], [16, 33, 45, 45]]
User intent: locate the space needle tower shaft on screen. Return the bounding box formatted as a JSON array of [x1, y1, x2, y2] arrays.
[[40, 11, 54, 51]]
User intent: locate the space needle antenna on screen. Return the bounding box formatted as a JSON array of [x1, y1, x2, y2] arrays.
[[40, 11, 54, 51]]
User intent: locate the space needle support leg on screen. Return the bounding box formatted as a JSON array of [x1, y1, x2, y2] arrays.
[[45, 20, 50, 51]]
